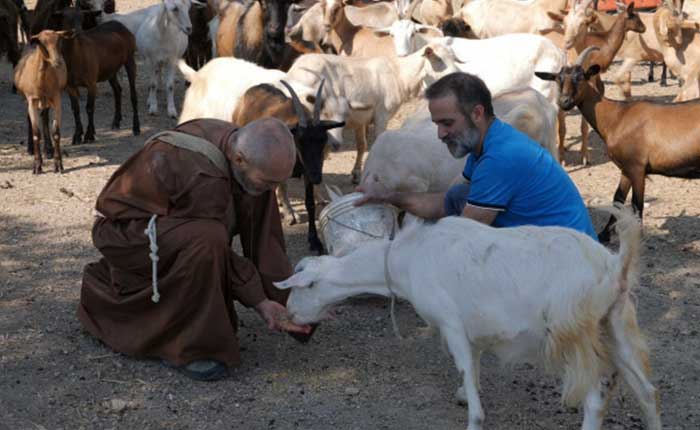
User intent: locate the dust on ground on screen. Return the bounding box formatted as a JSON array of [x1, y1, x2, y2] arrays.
[[1, 3, 699, 429]]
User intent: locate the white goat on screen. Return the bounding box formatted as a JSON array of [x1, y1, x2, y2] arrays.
[[286, 43, 461, 183], [275, 211, 661, 430], [361, 88, 559, 193], [104, 0, 204, 118], [177, 57, 349, 146], [439, 35, 565, 104], [459, 0, 569, 38]]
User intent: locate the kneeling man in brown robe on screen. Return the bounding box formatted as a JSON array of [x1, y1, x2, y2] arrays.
[[79, 118, 311, 381]]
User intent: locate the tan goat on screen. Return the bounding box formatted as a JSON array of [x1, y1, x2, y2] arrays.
[[14, 29, 68, 174]]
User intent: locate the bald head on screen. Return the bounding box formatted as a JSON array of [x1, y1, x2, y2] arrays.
[[228, 117, 297, 195]]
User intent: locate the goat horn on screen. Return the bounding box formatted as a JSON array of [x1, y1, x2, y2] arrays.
[[280, 80, 309, 128], [575, 46, 600, 66], [405, 0, 420, 21], [313, 78, 325, 125]]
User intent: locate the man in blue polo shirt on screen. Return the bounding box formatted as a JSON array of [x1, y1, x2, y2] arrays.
[[355, 72, 597, 240]]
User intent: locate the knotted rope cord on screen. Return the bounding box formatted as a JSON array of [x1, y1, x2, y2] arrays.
[[144, 214, 160, 303]]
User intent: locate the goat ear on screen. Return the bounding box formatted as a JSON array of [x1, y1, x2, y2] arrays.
[[534, 71, 557, 81], [274, 260, 320, 289], [627, 2, 636, 12], [584, 64, 601, 79], [547, 11, 564, 22]]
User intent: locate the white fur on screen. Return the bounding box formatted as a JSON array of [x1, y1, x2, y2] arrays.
[[177, 57, 349, 136], [459, 0, 569, 38], [104, 0, 203, 118], [275, 211, 661, 430], [286, 43, 461, 181]]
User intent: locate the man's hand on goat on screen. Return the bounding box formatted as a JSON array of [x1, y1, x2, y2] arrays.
[[255, 300, 312, 334], [354, 180, 392, 206]]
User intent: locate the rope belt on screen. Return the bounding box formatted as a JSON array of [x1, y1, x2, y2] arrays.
[[144, 214, 160, 304]]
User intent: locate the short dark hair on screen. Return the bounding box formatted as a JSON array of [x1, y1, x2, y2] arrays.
[[425, 72, 495, 119]]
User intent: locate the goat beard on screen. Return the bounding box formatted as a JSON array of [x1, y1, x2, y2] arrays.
[[443, 126, 481, 159]]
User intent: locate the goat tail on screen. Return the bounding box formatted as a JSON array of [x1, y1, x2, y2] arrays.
[[605, 204, 642, 293], [177, 60, 198, 83]]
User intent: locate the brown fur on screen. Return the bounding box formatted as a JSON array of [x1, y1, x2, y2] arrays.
[[538, 49, 700, 242], [321, 0, 396, 57], [58, 8, 140, 144], [215, 0, 249, 57], [13, 30, 68, 174]]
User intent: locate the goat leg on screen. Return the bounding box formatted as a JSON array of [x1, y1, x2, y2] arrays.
[[598, 173, 632, 243], [126, 56, 140, 136], [28, 105, 42, 174], [276, 182, 299, 225], [108, 76, 123, 130], [351, 124, 368, 185], [165, 60, 178, 119], [305, 176, 324, 254], [442, 326, 484, 430], [557, 109, 567, 165], [52, 95, 63, 173], [660, 63, 668, 87], [68, 88, 84, 145], [647, 62, 654, 83], [84, 85, 97, 142], [41, 109, 53, 159], [26, 113, 33, 155], [147, 59, 159, 116]]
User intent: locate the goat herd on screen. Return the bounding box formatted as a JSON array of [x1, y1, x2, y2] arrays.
[[1, 0, 700, 427]]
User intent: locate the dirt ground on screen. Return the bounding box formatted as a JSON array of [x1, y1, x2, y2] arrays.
[[1, 4, 700, 429]]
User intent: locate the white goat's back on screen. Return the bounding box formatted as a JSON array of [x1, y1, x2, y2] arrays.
[[438, 34, 565, 104], [178, 57, 287, 124]]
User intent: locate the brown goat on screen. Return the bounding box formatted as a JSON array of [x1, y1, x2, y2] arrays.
[[545, 2, 645, 166], [537, 46, 700, 243], [14, 30, 68, 174], [320, 0, 397, 57], [232, 81, 344, 252], [30, 0, 70, 35], [57, 6, 139, 145], [216, 0, 293, 68]]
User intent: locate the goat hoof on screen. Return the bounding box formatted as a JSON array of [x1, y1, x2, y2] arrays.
[[133, 126, 141, 136], [72, 135, 82, 145], [33, 165, 42, 175], [84, 134, 95, 143], [351, 171, 361, 185], [44, 151, 53, 160], [286, 216, 298, 226], [111, 123, 120, 130], [54, 163, 64, 174]]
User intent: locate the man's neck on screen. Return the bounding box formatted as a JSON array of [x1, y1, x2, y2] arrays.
[[474, 117, 496, 158]]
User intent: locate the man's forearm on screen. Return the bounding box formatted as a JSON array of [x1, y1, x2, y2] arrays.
[[385, 191, 446, 220]]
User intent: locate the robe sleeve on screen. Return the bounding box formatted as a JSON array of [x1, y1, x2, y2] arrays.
[[236, 189, 293, 305], [229, 251, 267, 308]]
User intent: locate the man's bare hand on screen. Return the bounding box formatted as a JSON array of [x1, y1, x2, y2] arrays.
[[354, 180, 392, 206], [254, 300, 312, 334]]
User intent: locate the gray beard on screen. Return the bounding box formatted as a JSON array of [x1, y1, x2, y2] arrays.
[[444, 126, 480, 159], [233, 167, 265, 196]]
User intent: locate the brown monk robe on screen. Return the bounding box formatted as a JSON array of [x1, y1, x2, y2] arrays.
[[79, 118, 308, 370]]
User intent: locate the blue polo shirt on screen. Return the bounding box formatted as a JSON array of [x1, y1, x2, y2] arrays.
[[461, 119, 597, 240]]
